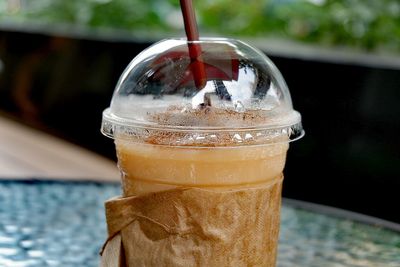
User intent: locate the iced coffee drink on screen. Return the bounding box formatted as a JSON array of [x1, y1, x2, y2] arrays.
[[101, 39, 303, 267]]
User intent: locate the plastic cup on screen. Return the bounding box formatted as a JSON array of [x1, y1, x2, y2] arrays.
[[101, 38, 303, 266]]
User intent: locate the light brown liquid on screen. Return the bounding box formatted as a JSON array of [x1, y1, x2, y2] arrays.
[[115, 140, 288, 266], [116, 140, 288, 196]]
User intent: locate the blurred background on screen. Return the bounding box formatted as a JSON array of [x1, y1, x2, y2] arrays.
[[0, 0, 399, 222]]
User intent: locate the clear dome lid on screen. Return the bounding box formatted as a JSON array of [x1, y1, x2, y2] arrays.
[[101, 38, 303, 146]]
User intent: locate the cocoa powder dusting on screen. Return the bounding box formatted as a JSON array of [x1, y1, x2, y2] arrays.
[[151, 105, 268, 127], [145, 106, 283, 147]]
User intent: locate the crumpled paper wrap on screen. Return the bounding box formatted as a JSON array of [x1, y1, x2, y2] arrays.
[[100, 176, 283, 267]]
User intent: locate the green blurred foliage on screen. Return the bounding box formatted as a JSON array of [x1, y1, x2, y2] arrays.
[[1, 0, 399, 53]]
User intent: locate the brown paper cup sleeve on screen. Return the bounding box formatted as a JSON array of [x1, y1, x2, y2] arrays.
[[100, 177, 282, 267]]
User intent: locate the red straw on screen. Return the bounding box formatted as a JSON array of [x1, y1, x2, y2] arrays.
[[180, 0, 207, 89]]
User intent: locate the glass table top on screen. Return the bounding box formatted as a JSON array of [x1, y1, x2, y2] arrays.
[[0, 180, 399, 267]]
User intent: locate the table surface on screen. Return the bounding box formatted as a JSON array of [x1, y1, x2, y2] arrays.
[[0, 180, 399, 267], [0, 115, 119, 181]]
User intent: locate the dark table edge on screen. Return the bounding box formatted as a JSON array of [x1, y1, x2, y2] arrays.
[[283, 198, 400, 233]]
